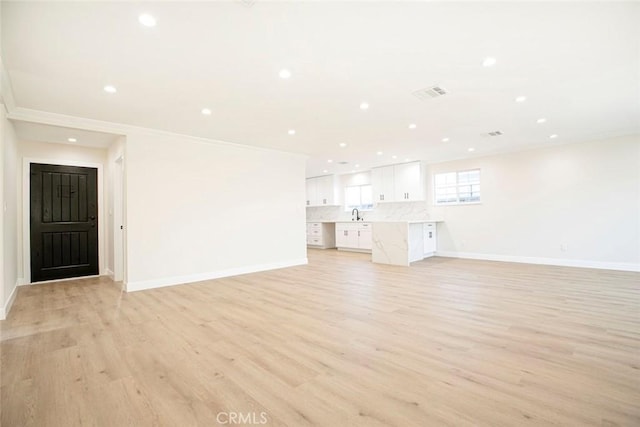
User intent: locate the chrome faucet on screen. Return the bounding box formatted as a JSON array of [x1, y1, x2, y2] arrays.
[[351, 208, 362, 221]]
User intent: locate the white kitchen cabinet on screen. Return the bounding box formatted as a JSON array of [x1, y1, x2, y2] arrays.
[[335, 222, 372, 252], [306, 175, 338, 207], [371, 165, 395, 203], [423, 222, 437, 256], [307, 222, 336, 249], [358, 226, 372, 250], [372, 161, 423, 203], [305, 179, 318, 207], [394, 161, 423, 202]]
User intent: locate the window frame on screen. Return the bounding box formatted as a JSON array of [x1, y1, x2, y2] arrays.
[[344, 184, 374, 212], [433, 168, 481, 206]]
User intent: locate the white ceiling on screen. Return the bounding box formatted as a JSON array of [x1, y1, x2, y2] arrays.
[[12, 121, 120, 149], [3, 1, 639, 177]]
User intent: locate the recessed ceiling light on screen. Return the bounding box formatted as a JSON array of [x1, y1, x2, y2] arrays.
[[138, 14, 157, 27], [288, 129, 296, 135], [392, 155, 397, 159], [549, 134, 558, 139], [404, 158, 410, 162], [408, 124, 417, 129], [201, 108, 212, 115], [360, 102, 369, 110], [67, 137, 77, 143], [468, 147, 475, 152], [279, 69, 291, 79], [515, 96, 527, 103], [327, 159, 333, 163], [103, 85, 117, 94], [376, 151, 383, 156], [355, 164, 360, 168], [339, 142, 347, 148], [351, 170, 356, 173], [441, 137, 450, 142], [482, 57, 497, 67], [537, 118, 547, 124], [322, 169, 328, 173]]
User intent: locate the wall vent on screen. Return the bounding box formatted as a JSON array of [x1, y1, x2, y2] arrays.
[[412, 85, 448, 101]]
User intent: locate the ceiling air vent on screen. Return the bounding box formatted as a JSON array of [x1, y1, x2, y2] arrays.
[[412, 85, 448, 101], [484, 131, 503, 137]]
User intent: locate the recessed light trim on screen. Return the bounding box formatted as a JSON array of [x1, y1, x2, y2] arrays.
[[327, 159, 333, 163], [339, 142, 347, 148], [376, 151, 383, 156], [279, 69, 291, 79], [67, 137, 77, 143], [441, 137, 450, 142], [537, 118, 547, 124], [360, 102, 369, 110], [201, 108, 212, 115], [138, 14, 157, 27], [103, 85, 117, 94], [408, 124, 417, 129], [482, 56, 497, 67], [515, 95, 527, 103], [391, 155, 397, 159], [288, 129, 296, 135], [355, 164, 360, 168], [322, 169, 329, 173], [549, 134, 558, 139], [468, 147, 475, 152]]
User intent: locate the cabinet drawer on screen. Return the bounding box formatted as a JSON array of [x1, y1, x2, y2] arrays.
[[307, 237, 322, 246], [308, 222, 323, 228]]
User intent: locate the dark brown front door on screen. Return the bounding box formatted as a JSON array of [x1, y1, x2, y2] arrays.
[[30, 163, 99, 282]]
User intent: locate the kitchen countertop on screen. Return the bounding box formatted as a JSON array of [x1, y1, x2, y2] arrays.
[[309, 220, 442, 224]]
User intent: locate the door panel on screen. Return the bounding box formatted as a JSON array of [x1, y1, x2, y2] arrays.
[[30, 163, 98, 282]]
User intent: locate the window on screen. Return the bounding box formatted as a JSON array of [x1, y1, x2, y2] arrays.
[[434, 169, 481, 205], [344, 184, 373, 211]]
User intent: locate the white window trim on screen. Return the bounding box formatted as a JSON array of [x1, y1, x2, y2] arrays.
[[433, 169, 481, 206]]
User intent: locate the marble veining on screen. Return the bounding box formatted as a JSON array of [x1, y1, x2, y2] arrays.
[[372, 222, 410, 266]]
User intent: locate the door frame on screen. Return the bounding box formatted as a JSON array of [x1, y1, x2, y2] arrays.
[[22, 158, 105, 285], [113, 155, 125, 282]]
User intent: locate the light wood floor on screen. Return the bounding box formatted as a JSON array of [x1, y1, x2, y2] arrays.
[[1, 250, 639, 426]]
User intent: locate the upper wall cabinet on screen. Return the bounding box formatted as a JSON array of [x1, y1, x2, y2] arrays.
[[372, 161, 423, 203], [306, 175, 339, 207]]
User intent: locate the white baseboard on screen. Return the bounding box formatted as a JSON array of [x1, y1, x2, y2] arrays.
[[435, 251, 640, 272], [105, 268, 114, 280], [126, 258, 309, 292], [0, 280, 20, 320]]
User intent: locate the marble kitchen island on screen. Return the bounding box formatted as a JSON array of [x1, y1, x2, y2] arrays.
[[372, 221, 440, 266]]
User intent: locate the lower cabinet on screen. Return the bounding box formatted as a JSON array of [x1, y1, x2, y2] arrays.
[[423, 222, 437, 257], [335, 222, 372, 252], [307, 222, 336, 249]]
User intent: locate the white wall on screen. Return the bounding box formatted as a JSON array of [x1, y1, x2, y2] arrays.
[[105, 136, 125, 281], [1, 105, 19, 319], [125, 131, 307, 291], [429, 135, 640, 270], [17, 140, 108, 283]]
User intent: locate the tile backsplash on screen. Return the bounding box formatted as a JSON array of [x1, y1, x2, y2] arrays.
[[306, 201, 434, 222]]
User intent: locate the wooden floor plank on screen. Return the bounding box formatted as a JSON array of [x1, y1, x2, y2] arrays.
[[2, 250, 639, 426]]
